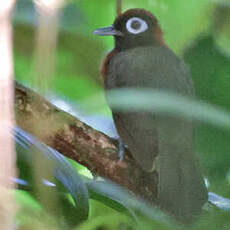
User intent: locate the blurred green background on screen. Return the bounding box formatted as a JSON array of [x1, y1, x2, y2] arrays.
[[14, 0, 230, 229]]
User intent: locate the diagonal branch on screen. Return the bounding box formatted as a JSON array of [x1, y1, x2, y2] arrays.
[[15, 81, 158, 203]]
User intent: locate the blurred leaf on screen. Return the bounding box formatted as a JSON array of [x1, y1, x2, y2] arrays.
[[184, 36, 230, 178], [13, 0, 37, 26], [14, 23, 105, 82], [77, 0, 115, 49], [14, 0, 87, 32], [193, 208, 230, 230], [184, 36, 230, 109], [17, 210, 62, 230], [14, 0, 106, 105], [213, 5, 230, 56], [86, 179, 174, 226], [16, 190, 41, 212], [93, 89, 230, 130], [77, 214, 134, 230], [15, 127, 89, 227]]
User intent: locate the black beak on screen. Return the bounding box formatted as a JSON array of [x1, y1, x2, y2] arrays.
[[93, 26, 123, 36]]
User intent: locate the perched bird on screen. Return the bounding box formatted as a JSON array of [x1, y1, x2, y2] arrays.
[[94, 9, 207, 221]]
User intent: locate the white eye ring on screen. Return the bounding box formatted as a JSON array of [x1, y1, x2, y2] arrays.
[[126, 17, 148, 34]]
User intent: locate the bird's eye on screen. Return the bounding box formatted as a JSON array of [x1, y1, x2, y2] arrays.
[[126, 17, 148, 34]]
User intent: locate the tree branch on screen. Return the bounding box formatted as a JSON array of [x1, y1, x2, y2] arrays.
[[15, 81, 158, 203]]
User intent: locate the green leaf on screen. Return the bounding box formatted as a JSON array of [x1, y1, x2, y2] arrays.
[[184, 35, 230, 178], [77, 214, 133, 230], [16, 127, 90, 226], [86, 179, 174, 226], [16, 190, 41, 211], [96, 88, 230, 130]]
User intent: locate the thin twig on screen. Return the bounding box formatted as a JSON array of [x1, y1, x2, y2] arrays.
[[117, 0, 122, 16]]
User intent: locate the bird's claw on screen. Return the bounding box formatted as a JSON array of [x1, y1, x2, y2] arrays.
[[117, 138, 127, 161]]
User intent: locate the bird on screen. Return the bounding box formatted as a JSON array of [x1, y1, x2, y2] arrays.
[[94, 8, 207, 222]]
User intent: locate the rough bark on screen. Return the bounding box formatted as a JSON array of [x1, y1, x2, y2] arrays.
[[15, 81, 158, 203]]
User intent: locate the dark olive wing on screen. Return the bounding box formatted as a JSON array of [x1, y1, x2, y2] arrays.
[[106, 46, 194, 171], [113, 111, 158, 171]]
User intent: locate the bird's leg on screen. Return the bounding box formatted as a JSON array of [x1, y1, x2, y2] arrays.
[[114, 137, 127, 161], [118, 138, 125, 161], [91, 172, 99, 180]]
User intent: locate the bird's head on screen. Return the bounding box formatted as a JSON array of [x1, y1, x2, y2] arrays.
[[94, 8, 165, 51]]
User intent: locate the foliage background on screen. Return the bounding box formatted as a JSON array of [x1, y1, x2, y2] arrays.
[[14, 0, 230, 229]]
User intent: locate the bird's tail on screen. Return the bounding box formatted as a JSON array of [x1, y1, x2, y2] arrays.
[[157, 122, 208, 222], [158, 144, 207, 222]]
